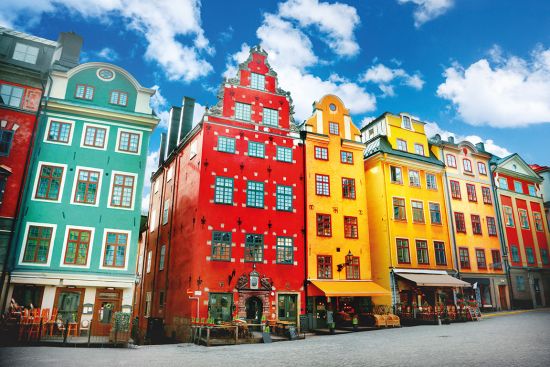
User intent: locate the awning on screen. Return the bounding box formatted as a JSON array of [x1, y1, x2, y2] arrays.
[[396, 273, 471, 288], [310, 280, 391, 297]]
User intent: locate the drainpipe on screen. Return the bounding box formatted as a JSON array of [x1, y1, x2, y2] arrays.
[[441, 169, 460, 277], [300, 131, 309, 322], [380, 156, 396, 308]]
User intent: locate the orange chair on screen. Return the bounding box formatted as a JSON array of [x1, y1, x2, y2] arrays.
[[67, 322, 79, 337]]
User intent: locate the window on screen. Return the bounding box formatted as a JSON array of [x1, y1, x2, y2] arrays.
[[35, 165, 64, 201], [516, 276, 526, 292], [248, 141, 265, 158], [426, 173, 437, 190], [390, 166, 403, 184], [262, 107, 278, 126], [13, 42, 39, 64], [276, 237, 293, 264], [487, 217, 498, 236], [316, 214, 332, 237], [117, 131, 140, 153], [415, 240, 429, 264], [340, 151, 353, 164], [459, 247, 470, 269], [276, 185, 293, 211], [103, 232, 128, 268], [463, 159, 472, 173], [217, 136, 236, 153], [246, 181, 264, 208], [211, 231, 231, 261], [250, 73, 265, 90], [46, 121, 72, 143], [434, 242, 447, 265], [492, 250, 502, 270], [346, 257, 360, 280], [0, 175, 7, 206], [159, 291, 165, 308], [159, 245, 166, 270], [146, 251, 152, 273], [63, 228, 91, 266], [450, 180, 461, 199], [455, 212, 466, 233], [412, 200, 425, 223], [22, 225, 53, 264], [526, 248, 535, 264], [235, 102, 251, 121], [314, 146, 328, 160], [74, 169, 100, 205], [110, 91, 128, 106], [316, 174, 330, 196], [466, 184, 477, 202], [414, 143, 424, 156], [471, 215, 482, 235], [0, 84, 24, 107], [514, 181, 523, 194], [518, 209, 529, 229], [150, 210, 157, 233], [528, 185, 536, 197], [481, 187, 492, 204], [162, 199, 170, 225], [75, 84, 94, 100], [83, 125, 107, 148], [317, 255, 332, 279], [396, 239, 410, 264], [0, 130, 14, 156], [503, 206, 514, 227], [402, 115, 412, 129], [342, 178, 356, 199], [534, 212, 544, 231], [329, 122, 339, 135], [393, 197, 406, 221], [429, 203, 441, 224], [214, 177, 233, 205], [541, 249, 549, 265], [344, 216, 358, 238], [476, 249, 487, 269], [409, 170, 420, 187], [110, 173, 135, 208], [511, 245, 520, 263], [244, 234, 263, 262], [276, 146, 292, 162], [446, 154, 457, 168], [396, 139, 407, 151], [478, 162, 487, 175], [498, 177, 508, 190]]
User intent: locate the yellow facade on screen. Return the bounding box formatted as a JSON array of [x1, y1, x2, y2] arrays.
[[303, 95, 372, 282], [363, 113, 453, 304]]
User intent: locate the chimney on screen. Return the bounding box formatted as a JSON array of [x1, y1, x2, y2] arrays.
[[475, 142, 485, 152], [448, 136, 455, 144], [166, 106, 182, 158], [178, 96, 196, 144], [52, 32, 83, 70], [158, 132, 167, 167]]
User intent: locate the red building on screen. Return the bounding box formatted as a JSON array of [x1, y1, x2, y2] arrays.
[[491, 154, 550, 308], [138, 46, 305, 341]]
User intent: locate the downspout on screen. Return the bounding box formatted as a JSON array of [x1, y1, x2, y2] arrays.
[[380, 155, 396, 307], [150, 167, 166, 321], [300, 131, 309, 322], [438, 155, 460, 277]]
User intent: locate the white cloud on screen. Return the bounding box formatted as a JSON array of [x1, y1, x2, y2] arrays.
[[278, 0, 360, 56], [223, 43, 251, 79], [398, 0, 454, 27], [360, 116, 377, 128], [1, 0, 213, 83], [141, 150, 159, 213], [361, 63, 424, 97], [425, 121, 511, 157], [96, 47, 119, 61], [437, 45, 550, 127]]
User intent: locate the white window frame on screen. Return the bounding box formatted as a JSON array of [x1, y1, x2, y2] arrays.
[[396, 139, 407, 152], [162, 199, 170, 225], [31, 161, 68, 204], [150, 210, 157, 232], [80, 122, 110, 151], [107, 170, 138, 211], [43, 117, 75, 146], [59, 225, 95, 268], [159, 245, 166, 271], [98, 228, 132, 271], [69, 166, 103, 207], [18, 222, 57, 267], [401, 115, 413, 130], [115, 128, 143, 155], [414, 143, 424, 155], [13, 42, 39, 64], [146, 250, 152, 273]]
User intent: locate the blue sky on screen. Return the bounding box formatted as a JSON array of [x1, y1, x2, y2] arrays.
[[2, 0, 550, 210]]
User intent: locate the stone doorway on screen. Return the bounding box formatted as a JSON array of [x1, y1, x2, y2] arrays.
[[245, 296, 263, 325]]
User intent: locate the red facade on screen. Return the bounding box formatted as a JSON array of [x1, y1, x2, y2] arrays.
[[139, 47, 305, 340]]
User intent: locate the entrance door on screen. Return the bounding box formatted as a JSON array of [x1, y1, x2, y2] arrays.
[[498, 285, 508, 310], [245, 296, 263, 325], [208, 293, 233, 323], [278, 294, 297, 322], [55, 288, 84, 323], [92, 289, 122, 336], [534, 278, 542, 306]]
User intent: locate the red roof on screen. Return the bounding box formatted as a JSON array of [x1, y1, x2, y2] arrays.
[[530, 164, 549, 173]]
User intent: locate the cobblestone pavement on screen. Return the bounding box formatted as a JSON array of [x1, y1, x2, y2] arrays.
[[1, 309, 549, 367]]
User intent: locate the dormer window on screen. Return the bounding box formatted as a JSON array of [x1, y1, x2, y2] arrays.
[[250, 73, 265, 90], [75, 84, 94, 100], [12, 42, 39, 64], [396, 139, 407, 152], [110, 91, 128, 106], [414, 143, 424, 156], [401, 115, 412, 130]]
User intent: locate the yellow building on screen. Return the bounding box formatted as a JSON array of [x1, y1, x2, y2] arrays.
[[362, 112, 469, 314], [430, 136, 509, 311], [302, 95, 388, 329]]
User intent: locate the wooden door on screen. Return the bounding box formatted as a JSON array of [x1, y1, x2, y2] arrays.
[[54, 288, 85, 323], [92, 289, 122, 336], [498, 285, 508, 310], [278, 294, 297, 321]]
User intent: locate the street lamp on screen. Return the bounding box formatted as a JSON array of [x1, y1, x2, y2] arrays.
[[336, 250, 354, 273]]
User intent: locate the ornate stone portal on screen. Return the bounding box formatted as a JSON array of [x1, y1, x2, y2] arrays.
[[235, 269, 273, 321]]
